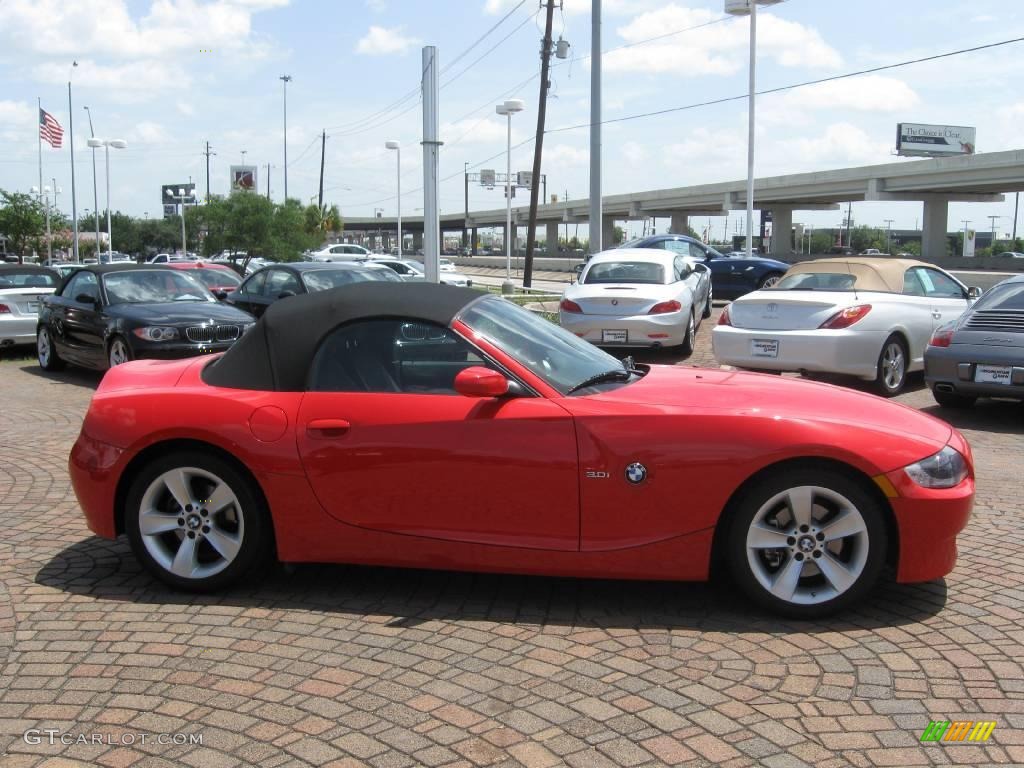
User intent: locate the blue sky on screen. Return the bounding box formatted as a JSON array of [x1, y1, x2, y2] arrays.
[[1, 0, 1023, 239]]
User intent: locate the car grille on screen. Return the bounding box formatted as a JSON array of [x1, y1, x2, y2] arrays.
[[185, 324, 241, 343], [964, 309, 1024, 333]]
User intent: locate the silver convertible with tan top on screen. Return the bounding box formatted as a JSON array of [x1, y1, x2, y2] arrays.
[[712, 258, 981, 396]]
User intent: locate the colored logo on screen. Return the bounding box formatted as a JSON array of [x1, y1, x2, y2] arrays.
[[920, 720, 995, 743], [625, 462, 647, 484]]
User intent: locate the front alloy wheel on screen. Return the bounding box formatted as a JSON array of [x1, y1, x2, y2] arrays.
[[108, 336, 132, 368], [125, 452, 271, 591], [873, 335, 907, 396], [37, 326, 64, 371], [728, 469, 886, 618]]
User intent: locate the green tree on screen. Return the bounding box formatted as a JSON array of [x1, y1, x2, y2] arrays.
[[612, 225, 625, 245], [809, 232, 835, 254], [304, 203, 343, 241], [272, 199, 318, 260], [0, 190, 46, 260]]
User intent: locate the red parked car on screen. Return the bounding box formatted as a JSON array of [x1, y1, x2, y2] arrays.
[[163, 261, 242, 299], [69, 283, 974, 617]]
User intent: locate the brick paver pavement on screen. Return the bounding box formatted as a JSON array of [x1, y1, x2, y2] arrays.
[[1, 311, 1022, 768]]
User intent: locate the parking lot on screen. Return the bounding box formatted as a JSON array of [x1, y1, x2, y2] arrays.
[[0, 311, 1022, 768]]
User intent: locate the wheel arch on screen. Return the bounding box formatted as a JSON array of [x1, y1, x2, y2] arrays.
[[113, 438, 276, 557], [708, 456, 899, 578]]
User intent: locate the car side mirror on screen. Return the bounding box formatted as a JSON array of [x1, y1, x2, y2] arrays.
[[278, 290, 297, 299], [215, 290, 229, 301], [967, 286, 983, 300], [677, 264, 694, 280], [75, 293, 97, 306], [454, 366, 510, 398]]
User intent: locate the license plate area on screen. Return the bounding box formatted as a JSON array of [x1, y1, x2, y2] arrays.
[[975, 364, 1011, 385], [750, 339, 779, 358], [602, 329, 628, 344]]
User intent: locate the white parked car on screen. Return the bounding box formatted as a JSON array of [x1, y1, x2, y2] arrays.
[[558, 248, 713, 354], [371, 258, 473, 288], [0, 265, 61, 347], [712, 258, 980, 395], [311, 243, 371, 262], [439, 258, 456, 273]]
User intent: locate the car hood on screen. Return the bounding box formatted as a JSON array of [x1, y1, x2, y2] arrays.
[[584, 364, 952, 458], [105, 301, 254, 324]]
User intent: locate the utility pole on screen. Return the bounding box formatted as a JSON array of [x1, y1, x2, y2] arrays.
[[318, 130, 326, 210], [523, 0, 557, 288], [265, 164, 271, 200], [280, 74, 292, 201], [988, 214, 1000, 252], [589, 0, 602, 256], [884, 219, 894, 254], [463, 162, 469, 251], [202, 141, 215, 202], [1014, 192, 1020, 243]]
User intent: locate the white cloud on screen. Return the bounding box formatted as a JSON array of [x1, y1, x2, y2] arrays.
[[356, 25, 421, 56], [622, 140, 648, 164], [129, 121, 173, 144], [366, 0, 387, 10], [544, 144, 588, 166], [0, 100, 37, 144], [485, 0, 657, 15], [34, 60, 190, 98], [777, 76, 919, 113], [780, 123, 893, 167], [605, 4, 842, 76], [442, 118, 520, 145], [176, 101, 195, 116]]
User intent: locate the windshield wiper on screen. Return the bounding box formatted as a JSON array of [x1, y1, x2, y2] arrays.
[[567, 368, 632, 394]]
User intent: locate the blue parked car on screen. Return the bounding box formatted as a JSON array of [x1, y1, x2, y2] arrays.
[[619, 235, 789, 299]]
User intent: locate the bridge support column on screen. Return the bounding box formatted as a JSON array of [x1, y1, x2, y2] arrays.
[[768, 207, 794, 257], [471, 228, 478, 255], [413, 231, 423, 252], [602, 216, 616, 250], [922, 197, 949, 260], [670, 213, 689, 235], [546, 221, 559, 254]]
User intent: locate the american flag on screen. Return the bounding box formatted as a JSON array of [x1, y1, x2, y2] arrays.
[[39, 108, 63, 149]]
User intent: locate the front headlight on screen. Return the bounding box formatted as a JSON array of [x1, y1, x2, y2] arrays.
[[904, 446, 969, 489], [133, 326, 180, 342]]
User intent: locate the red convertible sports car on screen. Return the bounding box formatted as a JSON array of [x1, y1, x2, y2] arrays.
[[70, 283, 974, 618]]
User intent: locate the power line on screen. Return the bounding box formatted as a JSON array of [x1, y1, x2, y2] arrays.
[[546, 35, 1024, 134], [441, 0, 527, 74]]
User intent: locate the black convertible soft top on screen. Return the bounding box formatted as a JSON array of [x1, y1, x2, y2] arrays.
[[202, 281, 485, 391]]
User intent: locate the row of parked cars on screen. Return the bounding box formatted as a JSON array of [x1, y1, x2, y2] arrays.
[[558, 235, 1024, 407]]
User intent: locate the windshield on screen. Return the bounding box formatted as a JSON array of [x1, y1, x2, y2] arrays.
[[972, 281, 1024, 311], [584, 261, 665, 285], [190, 268, 242, 289], [302, 267, 398, 291], [458, 296, 626, 396], [102, 270, 215, 304], [774, 272, 857, 291], [0, 271, 57, 288]]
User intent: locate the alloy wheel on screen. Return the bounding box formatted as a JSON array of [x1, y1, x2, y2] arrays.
[[745, 485, 870, 606], [881, 342, 905, 392], [761, 274, 782, 289], [37, 329, 50, 366], [109, 338, 131, 368], [137, 467, 245, 580]]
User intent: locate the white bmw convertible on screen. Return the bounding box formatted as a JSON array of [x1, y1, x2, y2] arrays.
[[559, 249, 712, 354], [712, 257, 980, 395]]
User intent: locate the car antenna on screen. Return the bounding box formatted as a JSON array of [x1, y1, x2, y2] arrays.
[[844, 260, 858, 301]]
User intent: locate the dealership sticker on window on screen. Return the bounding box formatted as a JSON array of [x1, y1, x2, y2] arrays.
[[750, 339, 779, 358]]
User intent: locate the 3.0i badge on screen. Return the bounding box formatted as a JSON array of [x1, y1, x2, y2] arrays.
[[625, 462, 647, 484]]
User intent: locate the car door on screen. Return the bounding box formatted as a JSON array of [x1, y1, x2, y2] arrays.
[[58, 271, 106, 366], [900, 268, 945, 365], [916, 267, 970, 329], [229, 270, 270, 317], [264, 268, 302, 302], [694, 243, 740, 296], [295, 318, 580, 551]]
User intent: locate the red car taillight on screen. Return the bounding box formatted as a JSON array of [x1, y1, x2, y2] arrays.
[[0, 304, 10, 314], [717, 304, 732, 326], [648, 300, 681, 315], [560, 299, 583, 313], [929, 327, 954, 347], [819, 304, 872, 330]]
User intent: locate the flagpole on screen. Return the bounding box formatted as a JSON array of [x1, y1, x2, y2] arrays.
[[37, 98, 44, 207], [68, 66, 80, 263]]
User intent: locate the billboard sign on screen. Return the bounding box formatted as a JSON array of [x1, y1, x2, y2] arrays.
[[230, 165, 257, 193], [896, 123, 976, 157], [480, 169, 496, 187], [963, 228, 976, 258]]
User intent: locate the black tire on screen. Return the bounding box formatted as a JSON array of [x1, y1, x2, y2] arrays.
[[758, 272, 784, 290], [107, 335, 133, 369], [681, 310, 696, 356], [702, 287, 713, 319], [872, 334, 908, 397], [124, 450, 273, 592], [932, 388, 976, 409], [37, 325, 65, 371], [726, 467, 887, 619]]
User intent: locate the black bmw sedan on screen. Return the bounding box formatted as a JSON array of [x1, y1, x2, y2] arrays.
[[619, 235, 790, 298], [37, 264, 256, 372]]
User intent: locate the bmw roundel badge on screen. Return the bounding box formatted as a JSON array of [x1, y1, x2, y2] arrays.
[[625, 462, 647, 484]]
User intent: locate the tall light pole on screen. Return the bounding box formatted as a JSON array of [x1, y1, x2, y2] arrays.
[[496, 98, 524, 291], [725, 0, 784, 259], [87, 138, 127, 261], [165, 188, 189, 257], [386, 141, 402, 257], [280, 75, 292, 201], [83, 106, 101, 257]]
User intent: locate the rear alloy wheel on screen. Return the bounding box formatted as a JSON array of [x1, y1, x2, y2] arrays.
[[681, 310, 696, 356], [728, 469, 886, 618], [702, 287, 713, 319], [37, 326, 65, 371], [873, 335, 907, 396], [758, 272, 783, 290], [125, 452, 272, 591], [932, 388, 976, 409], [108, 336, 133, 369]]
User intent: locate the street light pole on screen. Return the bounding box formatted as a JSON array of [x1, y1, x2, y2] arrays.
[[88, 138, 127, 261], [83, 106, 100, 258], [165, 188, 189, 257], [31, 186, 53, 263], [725, 0, 784, 259], [386, 141, 401, 257], [280, 75, 292, 201], [496, 99, 524, 291]]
